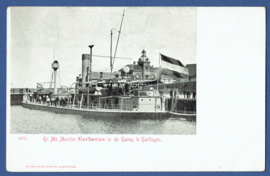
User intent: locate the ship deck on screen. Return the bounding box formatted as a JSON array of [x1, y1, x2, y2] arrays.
[[22, 102, 196, 121]]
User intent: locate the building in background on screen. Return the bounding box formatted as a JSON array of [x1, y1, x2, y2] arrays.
[[175, 64, 196, 83], [119, 49, 159, 81]]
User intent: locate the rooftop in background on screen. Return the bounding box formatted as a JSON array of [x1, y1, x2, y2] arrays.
[[91, 71, 121, 80], [186, 64, 196, 77], [119, 64, 142, 72], [10, 88, 37, 94]]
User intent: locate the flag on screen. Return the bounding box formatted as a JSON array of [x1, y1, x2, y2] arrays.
[[160, 54, 189, 78]]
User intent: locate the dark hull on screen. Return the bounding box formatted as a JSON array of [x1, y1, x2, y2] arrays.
[[10, 94, 24, 105], [22, 103, 196, 121]]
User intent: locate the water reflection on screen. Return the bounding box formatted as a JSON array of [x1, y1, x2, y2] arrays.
[[10, 106, 196, 135]]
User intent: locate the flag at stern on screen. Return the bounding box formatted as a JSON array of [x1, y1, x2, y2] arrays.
[[160, 54, 189, 78]]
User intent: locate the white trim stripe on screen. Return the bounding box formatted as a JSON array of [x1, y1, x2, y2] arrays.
[[161, 60, 189, 75]]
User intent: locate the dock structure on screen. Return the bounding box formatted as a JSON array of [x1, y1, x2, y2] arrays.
[[10, 88, 36, 105]]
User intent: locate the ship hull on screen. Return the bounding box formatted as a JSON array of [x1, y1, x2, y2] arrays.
[[22, 103, 196, 121]]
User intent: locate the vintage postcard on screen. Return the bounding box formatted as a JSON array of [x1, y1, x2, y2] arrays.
[[7, 7, 265, 171]]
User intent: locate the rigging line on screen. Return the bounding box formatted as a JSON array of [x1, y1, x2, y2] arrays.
[[117, 28, 127, 51], [59, 67, 62, 87], [92, 55, 131, 59], [49, 51, 54, 88], [112, 34, 126, 52], [94, 33, 111, 50], [118, 33, 127, 57], [118, 42, 127, 55], [112, 32, 122, 52], [112, 28, 127, 36], [112, 10, 125, 71], [127, 36, 141, 44], [66, 76, 75, 82], [114, 16, 122, 30], [112, 34, 118, 41], [100, 67, 111, 72]]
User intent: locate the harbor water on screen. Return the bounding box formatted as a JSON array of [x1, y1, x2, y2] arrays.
[[10, 106, 196, 134]]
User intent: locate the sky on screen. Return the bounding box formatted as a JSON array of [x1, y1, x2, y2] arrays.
[[8, 7, 197, 88]]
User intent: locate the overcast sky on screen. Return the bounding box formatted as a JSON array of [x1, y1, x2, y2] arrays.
[[9, 7, 197, 88]]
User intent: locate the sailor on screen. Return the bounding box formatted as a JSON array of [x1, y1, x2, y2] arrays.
[[132, 106, 138, 111], [46, 96, 50, 106], [60, 98, 63, 107], [183, 89, 186, 98], [55, 97, 59, 107], [50, 97, 55, 106], [187, 90, 190, 98], [29, 92, 32, 102], [62, 97, 65, 107], [170, 90, 173, 98], [64, 97, 68, 107], [192, 89, 196, 99], [39, 96, 41, 104]]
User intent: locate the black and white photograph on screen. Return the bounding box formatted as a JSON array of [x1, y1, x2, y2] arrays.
[[9, 7, 197, 135], [7, 7, 265, 172]]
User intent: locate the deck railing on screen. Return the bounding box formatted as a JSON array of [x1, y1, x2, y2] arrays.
[[25, 99, 133, 111], [25, 100, 164, 112], [25, 96, 196, 113]]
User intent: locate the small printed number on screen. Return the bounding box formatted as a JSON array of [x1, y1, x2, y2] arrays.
[[18, 137, 27, 140]]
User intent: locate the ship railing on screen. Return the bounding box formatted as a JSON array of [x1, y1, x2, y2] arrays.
[[173, 110, 196, 114], [26, 100, 75, 108], [69, 104, 123, 111], [27, 100, 195, 113], [26, 100, 119, 111], [26, 100, 158, 111], [98, 104, 121, 110], [98, 103, 165, 111], [78, 104, 98, 110]]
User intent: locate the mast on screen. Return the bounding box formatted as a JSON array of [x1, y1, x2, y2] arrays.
[[110, 29, 113, 78], [111, 10, 125, 72]]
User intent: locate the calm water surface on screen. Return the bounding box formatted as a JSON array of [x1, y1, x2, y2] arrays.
[[10, 106, 196, 134]]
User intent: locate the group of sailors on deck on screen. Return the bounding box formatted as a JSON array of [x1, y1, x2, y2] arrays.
[[169, 88, 196, 99], [183, 89, 196, 99], [27, 94, 69, 107]]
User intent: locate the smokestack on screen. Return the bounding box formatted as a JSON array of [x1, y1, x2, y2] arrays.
[[82, 54, 90, 88], [88, 45, 94, 83], [52, 60, 59, 94]]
